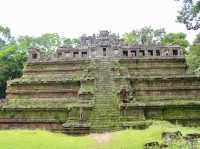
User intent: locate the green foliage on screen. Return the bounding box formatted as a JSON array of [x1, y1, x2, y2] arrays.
[[123, 31, 139, 44], [186, 34, 200, 74], [123, 27, 190, 51], [0, 24, 81, 98], [0, 25, 12, 48], [0, 26, 30, 98], [32, 33, 61, 55], [123, 26, 166, 45], [176, 0, 200, 30], [17, 33, 62, 55], [79, 85, 95, 94], [161, 32, 190, 53], [63, 38, 80, 47], [17, 34, 80, 55], [0, 44, 27, 98], [161, 33, 189, 47]]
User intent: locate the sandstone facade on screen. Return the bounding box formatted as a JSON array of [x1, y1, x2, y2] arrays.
[[1, 31, 200, 134]]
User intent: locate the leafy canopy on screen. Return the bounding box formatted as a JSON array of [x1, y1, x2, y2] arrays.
[[161, 32, 190, 53], [176, 0, 200, 30], [187, 33, 200, 74], [0, 25, 80, 98], [123, 26, 166, 45]]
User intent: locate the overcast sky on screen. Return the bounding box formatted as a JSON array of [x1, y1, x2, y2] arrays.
[[0, 0, 198, 42]]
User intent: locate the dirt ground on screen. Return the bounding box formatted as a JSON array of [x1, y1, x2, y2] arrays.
[[91, 132, 113, 144]]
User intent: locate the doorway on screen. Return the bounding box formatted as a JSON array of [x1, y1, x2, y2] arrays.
[[103, 48, 106, 56]]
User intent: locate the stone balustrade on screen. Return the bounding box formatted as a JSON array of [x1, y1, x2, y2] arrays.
[[28, 31, 184, 62], [28, 45, 184, 63]]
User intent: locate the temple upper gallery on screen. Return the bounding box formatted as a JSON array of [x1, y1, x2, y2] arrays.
[[28, 30, 183, 62]]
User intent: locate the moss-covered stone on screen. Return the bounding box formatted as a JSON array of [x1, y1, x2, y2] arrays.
[[1, 57, 200, 134]]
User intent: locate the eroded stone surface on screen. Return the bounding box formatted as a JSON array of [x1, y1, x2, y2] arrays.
[[1, 31, 200, 134]]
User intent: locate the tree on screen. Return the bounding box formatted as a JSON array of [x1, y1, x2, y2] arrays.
[[0, 33, 63, 98], [72, 38, 80, 47], [0, 25, 81, 98], [0, 44, 27, 98], [62, 38, 80, 47], [176, 0, 200, 30], [122, 26, 166, 45], [32, 33, 62, 55], [161, 32, 190, 53], [122, 31, 139, 44], [0, 25, 21, 98], [0, 25, 13, 48], [187, 33, 200, 74]]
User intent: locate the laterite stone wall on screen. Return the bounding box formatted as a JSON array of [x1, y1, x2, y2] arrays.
[[1, 57, 200, 133]]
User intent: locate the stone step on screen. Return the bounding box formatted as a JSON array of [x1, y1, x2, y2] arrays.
[[93, 109, 118, 111], [95, 83, 112, 84], [95, 95, 113, 96], [95, 90, 113, 92], [95, 89, 112, 90], [95, 93, 113, 94], [91, 60, 120, 130], [95, 92, 113, 94], [93, 114, 120, 116], [95, 82, 112, 84], [91, 113, 120, 116], [95, 85, 112, 86], [93, 108, 119, 111], [94, 96, 114, 97], [96, 88, 112, 89], [93, 100, 116, 102], [94, 101, 115, 103], [94, 99, 115, 101], [95, 98, 114, 99], [91, 110, 120, 114]]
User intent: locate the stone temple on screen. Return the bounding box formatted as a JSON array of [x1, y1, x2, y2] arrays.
[[1, 30, 200, 134]]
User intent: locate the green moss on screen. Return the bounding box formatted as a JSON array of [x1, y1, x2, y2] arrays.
[[2, 99, 93, 109], [163, 108, 200, 120], [0, 110, 68, 123], [9, 77, 81, 85], [4, 58, 200, 133], [79, 85, 95, 94]]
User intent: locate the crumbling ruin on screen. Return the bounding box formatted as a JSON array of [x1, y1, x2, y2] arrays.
[[1, 30, 200, 134]]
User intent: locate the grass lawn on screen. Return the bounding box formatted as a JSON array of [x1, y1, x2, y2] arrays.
[[0, 121, 199, 149]]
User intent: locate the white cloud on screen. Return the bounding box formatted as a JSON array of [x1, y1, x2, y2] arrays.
[[0, 0, 198, 42]]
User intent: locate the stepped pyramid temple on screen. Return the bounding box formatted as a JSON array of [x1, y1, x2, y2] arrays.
[[1, 30, 200, 134]]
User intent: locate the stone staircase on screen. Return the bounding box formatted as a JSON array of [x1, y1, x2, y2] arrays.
[[90, 58, 121, 132]]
